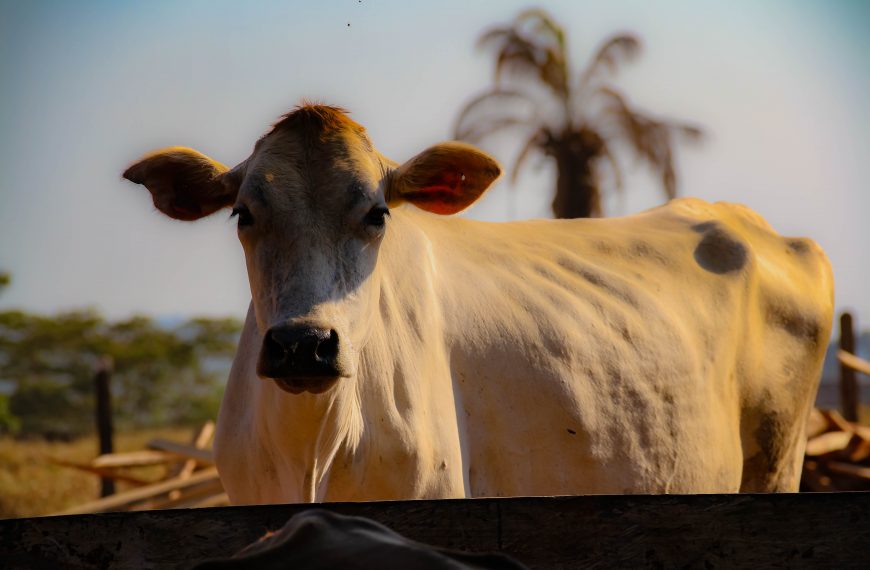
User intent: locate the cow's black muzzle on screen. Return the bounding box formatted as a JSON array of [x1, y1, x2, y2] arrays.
[[257, 326, 344, 393]]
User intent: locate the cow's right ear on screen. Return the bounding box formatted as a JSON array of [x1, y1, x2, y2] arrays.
[[123, 147, 237, 221], [385, 142, 501, 215]]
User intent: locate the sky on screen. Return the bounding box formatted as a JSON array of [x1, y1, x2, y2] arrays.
[[1, 0, 868, 329]]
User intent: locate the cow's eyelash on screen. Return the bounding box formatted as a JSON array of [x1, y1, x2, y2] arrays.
[[231, 206, 254, 227]]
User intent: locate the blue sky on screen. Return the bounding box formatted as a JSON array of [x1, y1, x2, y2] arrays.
[[1, 0, 868, 328]]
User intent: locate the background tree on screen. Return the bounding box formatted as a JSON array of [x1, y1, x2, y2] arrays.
[[455, 9, 703, 218], [0, 271, 18, 434], [0, 308, 241, 438]]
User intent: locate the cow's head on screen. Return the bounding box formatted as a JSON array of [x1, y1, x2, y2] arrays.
[[124, 105, 500, 394]]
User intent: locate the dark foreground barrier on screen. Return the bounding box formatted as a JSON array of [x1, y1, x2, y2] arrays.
[[2, 492, 869, 569]]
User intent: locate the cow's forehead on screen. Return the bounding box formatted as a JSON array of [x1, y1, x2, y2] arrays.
[[244, 106, 380, 196], [268, 104, 368, 142], [256, 105, 371, 165]]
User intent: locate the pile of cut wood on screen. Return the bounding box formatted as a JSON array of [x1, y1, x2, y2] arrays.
[[802, 409, 870, 492], [50, 421, 228, 515]]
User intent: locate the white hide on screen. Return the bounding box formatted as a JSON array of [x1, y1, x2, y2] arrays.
[[214, 197, 834, 504]]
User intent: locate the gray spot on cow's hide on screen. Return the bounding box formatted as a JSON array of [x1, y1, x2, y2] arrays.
[[757, 413, 788, 473], [787, 238, 810, 254], [765, 299, 822, 348], [693, 225, 748, 274], [690, 221, 717, 233], [741, 411, 795, 492]]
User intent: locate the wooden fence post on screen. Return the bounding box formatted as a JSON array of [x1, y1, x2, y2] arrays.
[[94, 356, 115, 497], [838, 312, 858, 422]]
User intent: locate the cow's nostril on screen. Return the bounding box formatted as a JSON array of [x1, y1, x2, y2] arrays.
[[315, 329, 339, 363], [264, 329, 285, 356]]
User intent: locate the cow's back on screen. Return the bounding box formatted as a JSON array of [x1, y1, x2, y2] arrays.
[[410, 198, 832, 494]]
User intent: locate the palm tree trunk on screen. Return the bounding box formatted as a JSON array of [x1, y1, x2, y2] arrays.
[[550, 148, 601, 219]]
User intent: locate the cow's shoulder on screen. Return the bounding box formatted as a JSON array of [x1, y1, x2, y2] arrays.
[[671, 197, 832, 332], [662, 197, 773, 231], [656, 198, 830, 277]]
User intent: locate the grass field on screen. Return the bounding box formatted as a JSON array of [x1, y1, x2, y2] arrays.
[[0, 427, 193, 519]]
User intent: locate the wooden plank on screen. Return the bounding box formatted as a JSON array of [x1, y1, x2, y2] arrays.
[[168, 421, 215, 501], [819, 409, 854, 433], [175, 421, 215, 479], [838, 313, 859, 421], [844, 433, 870, 463], [92, 450, 175, 468], [805, 431, 852, 457], [817, 409, 870, 440], [137, 480, 225, 512], [193, 421, 216, 448], [147, 439, 214, 464], [827, 462, 870, 482], [5, 493, 869, 569], [838, 349, 870, 376], [93, 358, 115, 498], [805, 408, 828, 439], [855, 424, 870, 441], [51, 467, 220, 516], [47, 458, 153, 486]]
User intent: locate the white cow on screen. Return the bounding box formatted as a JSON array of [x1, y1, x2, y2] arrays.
[[124, 105, 833, 504]]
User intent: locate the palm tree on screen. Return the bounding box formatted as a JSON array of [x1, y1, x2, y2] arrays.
[[455, 9, 703, 218]]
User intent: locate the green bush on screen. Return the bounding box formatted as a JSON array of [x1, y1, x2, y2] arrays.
[[0, 310, 241, 438], [0, 394, 20, 435]]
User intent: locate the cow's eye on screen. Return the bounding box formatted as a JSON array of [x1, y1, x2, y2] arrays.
[[364, 206, 390, 228], [231, 206, 254, 228]]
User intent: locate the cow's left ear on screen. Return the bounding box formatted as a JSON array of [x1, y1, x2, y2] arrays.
[[386, 142, 501, 215]]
